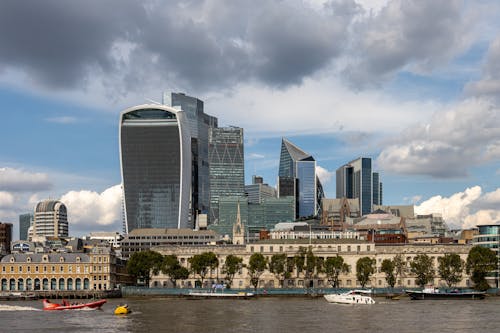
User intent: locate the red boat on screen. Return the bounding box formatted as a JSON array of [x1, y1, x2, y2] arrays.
[[43, 299, 107, 310]]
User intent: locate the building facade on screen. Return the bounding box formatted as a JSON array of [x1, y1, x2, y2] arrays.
[[472, 223, 500, 287], [19, 213, 33, 241], [278, 138, 322, 218], [0, 222, 13, 254], [208, 127, 245, 224], [336, 157, 382, 216], [33, 200, 68, 238], [120, 105, 192, 232], [151, 240, 472, 289], [0, 245, 117, 292], [171, 93, 218, 223]]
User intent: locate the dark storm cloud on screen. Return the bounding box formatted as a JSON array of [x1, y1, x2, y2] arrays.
[[0, 0, 358, 92], [343, 0, 464, 88], [0, 0, 145, 88]]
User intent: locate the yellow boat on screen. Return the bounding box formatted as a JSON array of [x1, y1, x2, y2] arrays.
[[114, 304, 130, 315]]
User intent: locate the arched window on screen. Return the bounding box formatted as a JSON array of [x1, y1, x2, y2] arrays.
[[75, 278, 81, 290], [1, 279, 8, 291], [26, 278, 32, 291], [83, 278, 90, 290], [43, 278, 50, 290], [17, 279, 24, 291], [9, 279, 16, 291], [67, 278, 73, 291], [34, 278, 41, 290], [59, 278, 65, 291], [59, 257, 65, 263]]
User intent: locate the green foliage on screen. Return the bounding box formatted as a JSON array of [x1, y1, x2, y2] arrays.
[[304, 246, 319, 281], [466, 246, 497, 291], [392, 254, 406, 286], [188, 251, 219, 286], [293, 247, 306, 277], [222, 255, 243, 288], [269, 253, 290, 287], [161, 255, 189, 288], [126, 250, 164, 286], [248, 253, 268, 290], [381, 258, 396, 288], [356, 257, 376, 288], [324, 256, 350, 288], [437, 253, 464, 288], [410, 254, 435, 287]]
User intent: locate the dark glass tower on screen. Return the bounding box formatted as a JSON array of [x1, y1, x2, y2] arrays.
[[19, 213, 33, 241], [278, 138, 321, 218], [208, 127, 245, 224], [171, 93, 218, 223], [119, 105, 191, 232], [336, 157, 382, 215]]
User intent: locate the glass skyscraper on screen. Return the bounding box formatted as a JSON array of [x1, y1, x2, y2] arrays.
[[171, 93, 218, 221], [278, 138, 322, 218], [208, 127, 245, 224], [336, 157, 383, 216], [19, 213, 33, 241], [119, 105, 191, 232]]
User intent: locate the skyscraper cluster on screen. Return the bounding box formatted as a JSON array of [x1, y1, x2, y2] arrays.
[[119, 92, 381, 236]]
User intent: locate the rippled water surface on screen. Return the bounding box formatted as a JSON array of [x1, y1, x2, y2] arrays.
[[1, 296, 499, 332]]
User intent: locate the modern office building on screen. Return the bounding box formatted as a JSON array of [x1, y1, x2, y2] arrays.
[[336, 157, 382, 216], [278, 138, 323, 218], [119, 104, 191, 232], [171, 93, 218, 222], [208, 127, 245, 224], [245, 176, 277, 204], [0, 222, 13, 254], [19, 213, 33, 241], [33, 200, 68, 238], [472, 223, 500, 287]]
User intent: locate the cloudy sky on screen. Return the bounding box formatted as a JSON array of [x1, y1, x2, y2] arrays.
[[1, 0, 500, 238]]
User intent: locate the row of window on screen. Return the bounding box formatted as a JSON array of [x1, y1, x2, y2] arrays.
[[2, 265, 86, 273], [126, 235, 214, 240], [249, 245, 372, 253], [1, 278, 90, 291]]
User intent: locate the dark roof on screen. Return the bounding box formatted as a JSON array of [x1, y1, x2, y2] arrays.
[[282, 138, 314, 161]]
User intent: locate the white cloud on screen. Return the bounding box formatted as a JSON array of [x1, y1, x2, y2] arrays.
[[0, 191, 14, 208], [0, 167, 52, 192], [316, 165, 334, 184], [415, 186, 500, 229], [60, 185, 122, 235], [377, 98, 500, 177]]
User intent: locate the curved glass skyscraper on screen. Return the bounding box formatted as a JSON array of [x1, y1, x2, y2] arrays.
[[119, 105, 191, 232]]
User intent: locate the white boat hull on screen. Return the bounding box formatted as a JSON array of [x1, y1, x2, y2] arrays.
[[324, 292, 375, 304]]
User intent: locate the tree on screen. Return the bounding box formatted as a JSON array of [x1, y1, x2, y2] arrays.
[[356, 257, 376, 288], [393, 254, 406, 287], [381, 258, 396, 289], [437, 253, 464, 288], [126, 250, 164, 286], [248, 253, 268, 290], [222, 255, 243, 288], [161, 255, 189, 288], [324, 256, 350, 288], [410, 254, 435, 287], [304, 246, 319, 287], [188, 252, 219, 287], [269, 253, 290, 288], [466, 245, 497, 291], [293, 247, 306, 277]]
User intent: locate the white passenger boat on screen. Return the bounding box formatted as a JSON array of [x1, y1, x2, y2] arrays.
[[324, 290, 375, 304]]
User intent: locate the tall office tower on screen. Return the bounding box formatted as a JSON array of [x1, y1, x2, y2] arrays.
[[19, 213, 33, 241], [120, 105, 192, 232], [33, 200, 68, 238], [0, 222, 13, 254], [171, 93, 218, 223], [245, 176, 277, 204], [336, 157, 383, 216], [209, 127, 245, 224], [278, 138, 322, 218]]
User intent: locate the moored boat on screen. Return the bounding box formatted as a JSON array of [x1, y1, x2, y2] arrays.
[[42, 299, 107, 310], [324, 290, 375, 304], [187, 290, 254, 299], [406, 287, 485, 300]]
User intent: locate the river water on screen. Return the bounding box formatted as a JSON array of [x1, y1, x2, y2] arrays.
[[1, 296, 498, 332]]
